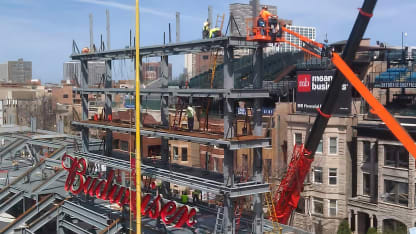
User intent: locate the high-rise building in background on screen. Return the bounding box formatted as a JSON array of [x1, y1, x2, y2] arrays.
[[63, 61, 81, 86], [142, 62, 172, 83], [0, 59, 32, 83], [279, 25, 316, 52], [88, 61, 106, 86], [229, 1, 278, 37], [63, 60, 107, 86]]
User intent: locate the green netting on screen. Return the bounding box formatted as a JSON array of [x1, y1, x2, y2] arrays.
[[141, 99, 161, 110], [189, 52, 304, 89]]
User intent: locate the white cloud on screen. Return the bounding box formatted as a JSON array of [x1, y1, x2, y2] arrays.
[[73, 0, 203, 21], [74, 0, 173, 18]]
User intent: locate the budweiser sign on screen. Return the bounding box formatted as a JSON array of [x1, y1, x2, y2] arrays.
[[62, 154, 198, 228]]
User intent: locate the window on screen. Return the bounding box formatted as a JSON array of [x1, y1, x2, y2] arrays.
[[363, 141, 371, 162], [363, 173, 371, 195], [120, 141, 129, 151], [316, 139, 323, 154], [296, 197, 305, 214], [173, 147, 179, 160], [329, 137, 338, 154], [63, 94, 69, 99], [181, 147, 188, 161], [384, 145, 409, 168], [313, 167, 323, 184], [294, 133, 302, 145], [312, 197, 324, 214], [328, 200, 337, 217], [384, 180, 408, 206], [202, 55, 209, 60], [329, 168, 337, 185]]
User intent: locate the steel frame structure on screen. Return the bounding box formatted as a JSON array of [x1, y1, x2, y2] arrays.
[[69, 35, 269, 233]]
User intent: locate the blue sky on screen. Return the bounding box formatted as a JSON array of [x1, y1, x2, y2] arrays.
[[0, 0, 415, 83]]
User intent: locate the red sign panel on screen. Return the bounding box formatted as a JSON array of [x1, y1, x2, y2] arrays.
[[62, 154, 197, 228], [297, 74, 311, 93]]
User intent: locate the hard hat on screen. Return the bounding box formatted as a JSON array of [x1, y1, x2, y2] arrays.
[[82, 47, 90, 53], [263, 6, 268, 9]]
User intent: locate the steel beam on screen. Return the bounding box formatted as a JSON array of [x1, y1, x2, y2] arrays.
[[31, 169, 67, 193], [28, 205, 60, 232], [0, 191, 24, 214], [0, 194, 56, 233], [223, 44, 235, 234], [59, 220, 93, 234], [71, 121, 271, 149], [105, 60, 113, 157], [74, 88, 269, 99], [99, 218, 122, 234], [81, 60, 89, 152], [71, 37, 258, 60], [67, 152, 270, 197], [252, 46, 264, 234], [61, 201, 108, 229]]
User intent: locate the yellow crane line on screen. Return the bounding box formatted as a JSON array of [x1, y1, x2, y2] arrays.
[[135, 0, 141, 233]]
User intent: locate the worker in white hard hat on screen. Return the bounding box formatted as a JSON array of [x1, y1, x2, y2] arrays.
[[186, 105, 195, 131], [203, 19, 210, 39]]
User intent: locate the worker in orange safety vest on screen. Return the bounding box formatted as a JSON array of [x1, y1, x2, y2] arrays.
[[259, 6, 271, 21], [258, 6, 271, 35]]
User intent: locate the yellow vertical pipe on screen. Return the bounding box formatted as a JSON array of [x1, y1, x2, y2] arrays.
[[135, 0, 141, 233]]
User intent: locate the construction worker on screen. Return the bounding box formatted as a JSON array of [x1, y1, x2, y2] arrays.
[[186, 105, 195, 131], [181, 191, 189, 204], [192, 189, 201, 203], [209, 27, 221, 38], [258, 6, 271, 35], [202, 19, 210, 39]]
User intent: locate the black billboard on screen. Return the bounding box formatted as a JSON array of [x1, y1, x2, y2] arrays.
[[296, 69, 352, 115]]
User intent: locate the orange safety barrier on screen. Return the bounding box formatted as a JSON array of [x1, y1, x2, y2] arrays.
[[331, 52, 416, 158]]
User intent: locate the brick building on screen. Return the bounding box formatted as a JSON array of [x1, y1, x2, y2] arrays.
[[348, 117, 416, 233], [288, 114, 356, 234]]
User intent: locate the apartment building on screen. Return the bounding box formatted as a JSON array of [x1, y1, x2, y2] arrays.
[[348, 117, 416, 234], [288, 113, 356, 234]]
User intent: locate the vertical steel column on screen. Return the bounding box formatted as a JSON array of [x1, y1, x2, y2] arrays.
[[105, 60, 113, 156], [106, 9, 111, 50], [252, 46, 264, 234], [176, 12, 180, 42], [89, 14, 94, 51], [160, 55, 171, 198], [81, 60, 89, 152], [160, 55, 169, 162], [223, 45, 235, 234]]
